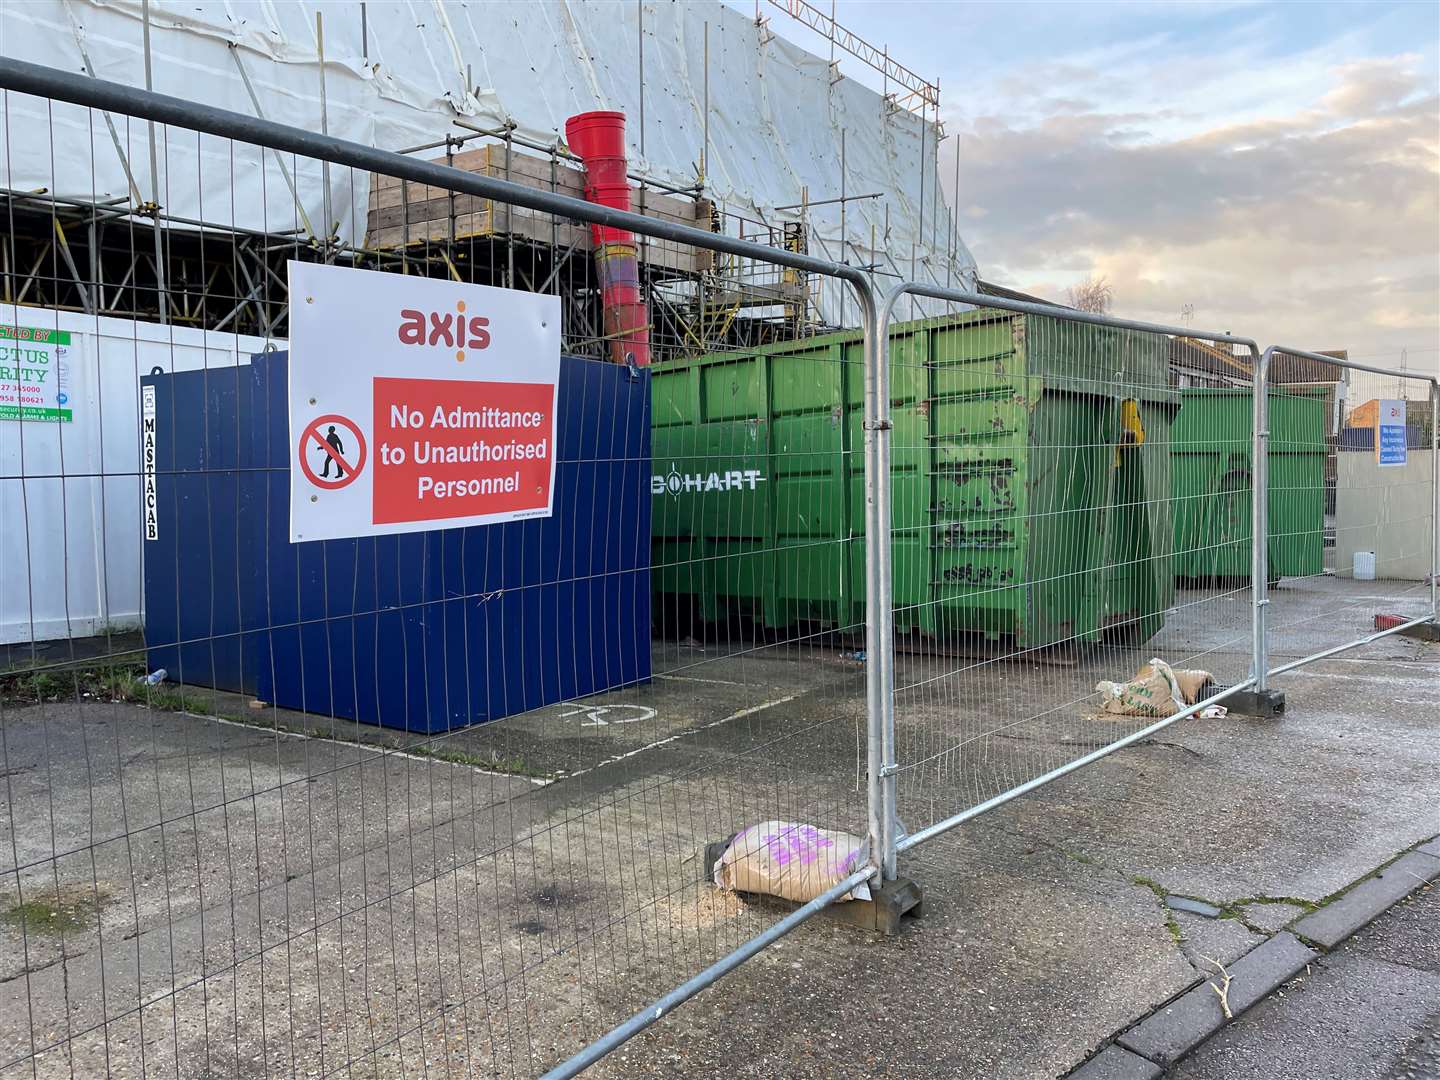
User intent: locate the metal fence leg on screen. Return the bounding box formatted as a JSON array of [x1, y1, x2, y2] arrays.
[[1252, 346, 1272, 693], [854, 282, 923, 935], [1231, 345, 1286, 716], [1432, 382, 1438, 624], [861, 284, 900, 880], [875, 305, 900, 884]]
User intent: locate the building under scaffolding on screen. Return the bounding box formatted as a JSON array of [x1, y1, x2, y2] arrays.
[[0, 0, 977, 359]]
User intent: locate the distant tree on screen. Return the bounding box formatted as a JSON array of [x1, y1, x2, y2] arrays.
[[1067, 276, 1113, 314]]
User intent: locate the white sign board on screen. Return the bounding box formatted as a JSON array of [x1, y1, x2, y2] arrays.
[[0, 322, 77, 422], [287, 263, 561, 543], [142, 384, 158, 540], [1377, 398, 1407, 467]]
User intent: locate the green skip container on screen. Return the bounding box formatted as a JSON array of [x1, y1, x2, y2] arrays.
[[1170, 387, 1328, 583], [651, 309, 1179, 649]]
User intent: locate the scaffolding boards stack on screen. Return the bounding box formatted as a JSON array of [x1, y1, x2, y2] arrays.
[[364, 146, 715, 277]]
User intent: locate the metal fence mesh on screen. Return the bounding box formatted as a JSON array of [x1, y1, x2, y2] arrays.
[[1, 65, 1434, 1080], [882, 296, 1258, 846], [0, 98, 868, 1079], [1262, 355, 1436, 675]]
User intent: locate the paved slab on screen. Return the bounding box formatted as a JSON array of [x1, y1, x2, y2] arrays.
[[1168, 888, 1440, 1079], [1292, 851, 1440, 949], [1069, 1045, 1164, 1080], [1166, 896, 1224, 919], [1174, 911, 1266, 969], [1235, 900, 1308, 934], [1117, 932, 1318, 1066]]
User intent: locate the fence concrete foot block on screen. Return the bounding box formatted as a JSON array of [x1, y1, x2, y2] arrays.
[[1397, 620, 1440, 642], [823, 876, 924, 936], [1291, 851, 1440, 949], [1224, 687, 1286, 717], [1065, 1045, 1163, 1080], [1116, 931, 1316, 1066]]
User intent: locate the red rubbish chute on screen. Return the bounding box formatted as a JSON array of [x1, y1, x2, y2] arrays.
[[564, 110, 651, 367]]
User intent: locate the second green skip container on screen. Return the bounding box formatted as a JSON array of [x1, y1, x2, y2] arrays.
[[651, 309, 1180, 649], [1170, 387, 1328, 583]]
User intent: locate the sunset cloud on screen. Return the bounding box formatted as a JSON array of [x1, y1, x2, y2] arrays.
[[750, 0, 1436, 369], [943, 53, 1438, 361]]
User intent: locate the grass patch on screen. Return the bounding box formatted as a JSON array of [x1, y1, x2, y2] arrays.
[[408, 744, 551, 780], [1132, 875, 1186, 946], [0, 660, 279, 729], [3, 884, 108, 938], [0, 659, 149, 707]]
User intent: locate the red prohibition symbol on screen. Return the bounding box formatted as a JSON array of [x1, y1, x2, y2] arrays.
[[298, 413, 367, 490]]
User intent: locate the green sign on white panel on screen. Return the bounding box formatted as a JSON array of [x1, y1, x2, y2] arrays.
[[0, 323, 75, 422]]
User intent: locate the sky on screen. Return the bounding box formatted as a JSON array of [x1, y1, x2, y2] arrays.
[[749, 0, 1439, 378]]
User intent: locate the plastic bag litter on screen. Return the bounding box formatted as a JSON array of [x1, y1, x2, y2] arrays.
[[712, 821, 872, 904], [1095, 657, 1213, 718]]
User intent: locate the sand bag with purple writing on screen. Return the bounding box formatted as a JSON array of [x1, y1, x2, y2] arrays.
[[712, 821, 872, 904]]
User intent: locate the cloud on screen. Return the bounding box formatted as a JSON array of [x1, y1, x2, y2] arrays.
[[1322, 55, 1429, 115], [946, 53, 1439, 362]]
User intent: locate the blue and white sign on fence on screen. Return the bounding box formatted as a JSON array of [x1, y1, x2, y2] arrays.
[[1377, 399, 1407, 467]]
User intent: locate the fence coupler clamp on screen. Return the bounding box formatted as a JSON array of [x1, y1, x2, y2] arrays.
[[862, 419, 894, 431]]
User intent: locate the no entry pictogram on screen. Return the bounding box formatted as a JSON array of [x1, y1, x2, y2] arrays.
[[298, 413, 367, 490]]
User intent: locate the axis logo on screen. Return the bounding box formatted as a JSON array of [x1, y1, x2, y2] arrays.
[[652, 464, 765, 496], [397, 299, 491, 361]]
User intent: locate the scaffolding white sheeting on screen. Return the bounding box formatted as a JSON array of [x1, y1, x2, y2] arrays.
[[0, 0, 978, 321]]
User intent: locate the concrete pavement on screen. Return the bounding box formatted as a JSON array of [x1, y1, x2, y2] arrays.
[[0, 574, 1435, 1078]]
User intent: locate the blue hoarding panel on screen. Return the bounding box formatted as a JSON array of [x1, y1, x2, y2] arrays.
[[143, 351, 651, 733], [141, 362, 266, 694]]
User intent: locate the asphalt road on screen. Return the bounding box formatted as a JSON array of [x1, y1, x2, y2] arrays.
[[1169, 886, 1440, 1080]]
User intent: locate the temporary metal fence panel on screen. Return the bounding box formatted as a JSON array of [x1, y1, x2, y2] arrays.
[[872, 285, 1267, 871], [1254, 348, 1438, 686], [0, 59, 887, 1080], [2, 52, 1429, 1080]]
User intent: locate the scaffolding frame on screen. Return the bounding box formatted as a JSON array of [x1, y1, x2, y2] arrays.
[[2, 0, 957, 360]]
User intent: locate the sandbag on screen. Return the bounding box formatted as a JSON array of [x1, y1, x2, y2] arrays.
[[1095, 657, 1212, 718], [1134, 662, 1212, 705], [712, 821, 871, 903]]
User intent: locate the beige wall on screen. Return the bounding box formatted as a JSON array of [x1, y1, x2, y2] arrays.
[[1335, 449, 1435, 580]]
